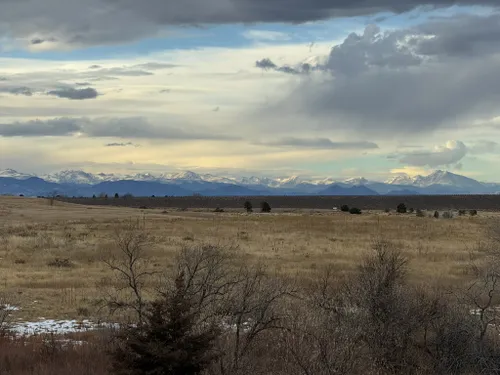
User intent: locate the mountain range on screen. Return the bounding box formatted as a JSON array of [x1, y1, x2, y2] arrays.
[[1, 168, 499, 197]]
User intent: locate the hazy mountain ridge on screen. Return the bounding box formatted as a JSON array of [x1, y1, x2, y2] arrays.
[[1, 168, 499, 197]]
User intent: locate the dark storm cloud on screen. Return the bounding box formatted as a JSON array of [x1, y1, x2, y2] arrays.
[[260, 13, 500, 137], [0, 0, 498, 48], [0, 117, 240, 141], [47, 87, 99, 100]]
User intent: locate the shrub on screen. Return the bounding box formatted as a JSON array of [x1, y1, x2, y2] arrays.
[[47, 258, 74, 268], [244, 201, 253, 213], [408, 207, 414, 214], [261, 201, 271, 213], [416, 209, 425, 217], [384, 208, 391, 213], [340, 205, 350, 212], [396, 203, 407, 214], [213, 207, 224, 213], [458, 210, 466, 216], [470, 209, 478, 216], [442, 211, 453, 219], [434, 211, 440, 219], [349, 207, 362, 215], [114, 193, 119, 199]]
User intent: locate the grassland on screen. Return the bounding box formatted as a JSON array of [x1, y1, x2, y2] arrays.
[[0, 196, 497, 321], [62, 194, 500, 210]]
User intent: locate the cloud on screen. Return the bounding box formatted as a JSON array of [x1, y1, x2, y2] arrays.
[[133, 62, 177, 70], [0, 118, 82, 137], [91, 68, 153, 77], [1, 0, 498, 49], [0, 86, 34, 96], [260, 13, 500, 137], [256, 137, 379, 150], [255, 58, 277, 70], [105, 142, 140, 147], [255, 58, 310, 75], [243, 30, 291, 42], [0, 117, 239, 140], [468, 140, 499, 154], [47, 87, 99, 100], [397, 140, 467, 167]]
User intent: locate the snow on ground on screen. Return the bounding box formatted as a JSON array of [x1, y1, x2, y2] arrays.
[[9, 319, 119, 336], [0, 304, 20, 311]]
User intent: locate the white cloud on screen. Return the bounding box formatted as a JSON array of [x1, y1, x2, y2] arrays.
[[242, 30, 291, 42]]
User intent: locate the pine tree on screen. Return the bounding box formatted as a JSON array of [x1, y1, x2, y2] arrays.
[[111, 272, 220, 375], [244, 201, 253, 213], [261, 201, 271, 213]]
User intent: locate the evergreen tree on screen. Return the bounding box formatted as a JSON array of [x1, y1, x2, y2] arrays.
[[244, 201, 253, 213], [111, 273, 220, 375], [261, 201, 271, 213]]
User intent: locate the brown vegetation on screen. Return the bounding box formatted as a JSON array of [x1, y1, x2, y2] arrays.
[[1, 196, 500, 374]]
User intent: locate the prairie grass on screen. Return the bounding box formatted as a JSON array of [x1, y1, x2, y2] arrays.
[[0, 196, 495, 321]]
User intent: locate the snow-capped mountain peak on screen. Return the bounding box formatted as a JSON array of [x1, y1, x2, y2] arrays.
[[385, 174, 415, 186], [238, 176, 277, 186], [43, 170, 105, 185], [387, 170, 484, 189], [167, 171, 203, 181], [415, 170, 483, 189], [3, 168, 499, 196], [343, 177, 370, 185], [0, 169, 33, 179]]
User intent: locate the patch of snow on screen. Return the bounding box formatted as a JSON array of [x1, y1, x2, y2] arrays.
[[1, 304, 20, 311], [9, 319, 119, 336]]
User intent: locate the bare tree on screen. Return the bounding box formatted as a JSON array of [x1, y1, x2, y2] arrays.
[[101, 219, 157, 324], [280, 267, 362, 375], [214, 265, 294, 375], [165, 245, 295, 375]]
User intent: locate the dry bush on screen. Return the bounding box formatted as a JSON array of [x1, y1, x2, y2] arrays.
[[0, 295, 14, 334], [0, 333, 111, 375], [278, 240, 500, 375]]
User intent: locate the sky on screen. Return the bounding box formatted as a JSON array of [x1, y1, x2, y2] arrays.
[[0, 0, 499, 182]]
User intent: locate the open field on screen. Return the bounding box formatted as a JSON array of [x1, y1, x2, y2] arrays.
[[61, 194, 500, 211], [0, 196, 497, 322]]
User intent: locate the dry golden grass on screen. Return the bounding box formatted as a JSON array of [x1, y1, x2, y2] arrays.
[[0, 196, 496, 321]]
